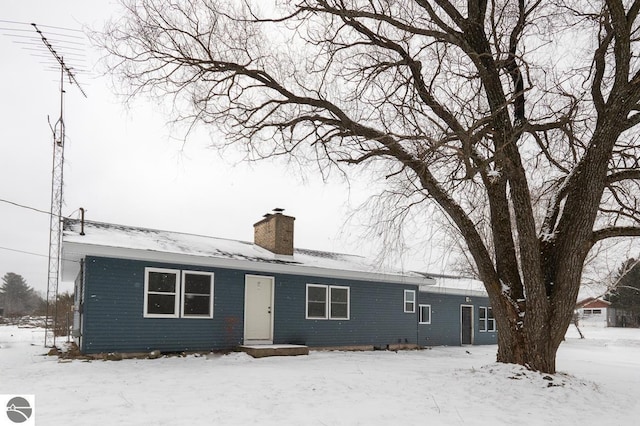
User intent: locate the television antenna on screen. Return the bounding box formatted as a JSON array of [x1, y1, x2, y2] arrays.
[[10, 22, 87, 348], [33, 22, 88, 348], [1, 20, 88, 347]]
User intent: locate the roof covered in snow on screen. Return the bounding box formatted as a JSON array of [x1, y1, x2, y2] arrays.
[[418, 275, 489, 297], [61, 219, 435, 286]]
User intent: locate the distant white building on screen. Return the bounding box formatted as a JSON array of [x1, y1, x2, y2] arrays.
[[575, 298, 612, 327]]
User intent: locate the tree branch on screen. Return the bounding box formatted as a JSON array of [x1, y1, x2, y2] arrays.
[[592, 226, 640, 245]]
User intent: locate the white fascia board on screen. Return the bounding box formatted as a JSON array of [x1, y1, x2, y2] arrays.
[[62, 241, 435, 286]]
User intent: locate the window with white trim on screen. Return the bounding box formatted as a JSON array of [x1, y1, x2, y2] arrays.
[[144, 267, 214, 319], [144, 268, 180, 318], [306, 284, 350, 320], [404, 290, 416, 313], [306, 284, 328, 319], [181, 271, 214, 318], [330, 286, 350, 320], [419, 304, 431, 324], [479, 307, 496, 332]]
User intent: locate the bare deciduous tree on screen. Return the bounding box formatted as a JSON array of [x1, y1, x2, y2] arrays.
[[98, 0, 640, 373]]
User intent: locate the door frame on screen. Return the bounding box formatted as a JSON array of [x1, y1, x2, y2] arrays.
[[243, 274, 275, 345], [460, 304, 474, 345]]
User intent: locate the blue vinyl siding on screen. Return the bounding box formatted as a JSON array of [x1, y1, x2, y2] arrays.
[[81, 256, 419, 353], [81, 256, 245, 353], [80, 256, 495, 354], [417, 292, 497, 346], [273, 276, 418, 347]]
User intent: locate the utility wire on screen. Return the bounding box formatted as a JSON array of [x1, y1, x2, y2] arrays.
[[0, 245, 49, 259], [0, 245, 81, 264], [0, 198, 79, 219], [0, 198, 52, 216], [0, 19, 84, 33]]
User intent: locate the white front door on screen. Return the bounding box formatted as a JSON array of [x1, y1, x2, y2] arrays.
[[244, 275, 274, 344]]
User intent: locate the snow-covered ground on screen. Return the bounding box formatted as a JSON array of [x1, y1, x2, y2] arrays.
[[1, 325, 638, 425]]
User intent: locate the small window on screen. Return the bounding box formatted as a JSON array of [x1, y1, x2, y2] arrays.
[[419, 304, 431, 324], [144, 268, 180, 318], [182, 271, 214, 318], [330, 286, 350, 320], [479, 307, 487, 331], [592, 309, 602, 315], [404, 290, 416, 313], [487, 307, 496, 331], [583, 309, 592, 315], [306, 284, 328, 319], [480, 307, 496, 332]]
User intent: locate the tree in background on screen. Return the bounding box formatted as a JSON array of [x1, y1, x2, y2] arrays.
[[0, 272, 42, 318], [606, 259, 640, 327], [99, 0, 640, 373]]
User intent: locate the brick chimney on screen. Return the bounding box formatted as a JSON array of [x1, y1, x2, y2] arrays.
[[253, 209, 295, 255]]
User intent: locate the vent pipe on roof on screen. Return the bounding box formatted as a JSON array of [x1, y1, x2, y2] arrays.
[[253, 208, 295, 255], [79, 207, 85, 236]]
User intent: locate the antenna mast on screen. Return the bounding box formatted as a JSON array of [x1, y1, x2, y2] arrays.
[[31, 23, 87, 348]]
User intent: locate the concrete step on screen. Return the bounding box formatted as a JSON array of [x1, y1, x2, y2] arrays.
[[239, 344, 309, 358]]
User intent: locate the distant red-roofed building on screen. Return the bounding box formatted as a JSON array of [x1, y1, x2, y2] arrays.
[[575, 298, 612, 327]]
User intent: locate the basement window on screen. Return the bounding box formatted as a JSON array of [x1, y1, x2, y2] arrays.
[[479, 307, 496, 332], [306, 284, 350, 320]]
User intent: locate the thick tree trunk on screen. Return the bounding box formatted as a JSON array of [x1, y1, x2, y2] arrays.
[[494, 309, 566, 374], [486, 263, 583, 374]]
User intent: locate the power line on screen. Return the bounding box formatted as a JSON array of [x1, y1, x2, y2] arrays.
[[0, 245, 49, 259], [0, 198, 79, 219], [0, 245, 80, 264], [0, 19, 84, 33], [0, 198, 52, 216]]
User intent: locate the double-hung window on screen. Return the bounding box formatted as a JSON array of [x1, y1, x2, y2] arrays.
[[419, 304, 431, 324], [306, 284, 328, 319], [144, 267, 214, 319], [182, 271, 214, 318], [479, 307, 496, 332], [306, 284, 350, 320], [144, 268, 180, 318], [404, 290, 416, 313], [330, 286, 349, 319]]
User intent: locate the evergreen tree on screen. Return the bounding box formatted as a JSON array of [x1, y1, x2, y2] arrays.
[[0, 273, 42, 317], [605, 259, 640, 326]]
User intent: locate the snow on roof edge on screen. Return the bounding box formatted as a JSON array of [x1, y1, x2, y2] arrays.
[[62, 218, 436, 286]]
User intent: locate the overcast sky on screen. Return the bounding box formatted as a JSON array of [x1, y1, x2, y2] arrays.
[[0, 1, 455, 296]]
